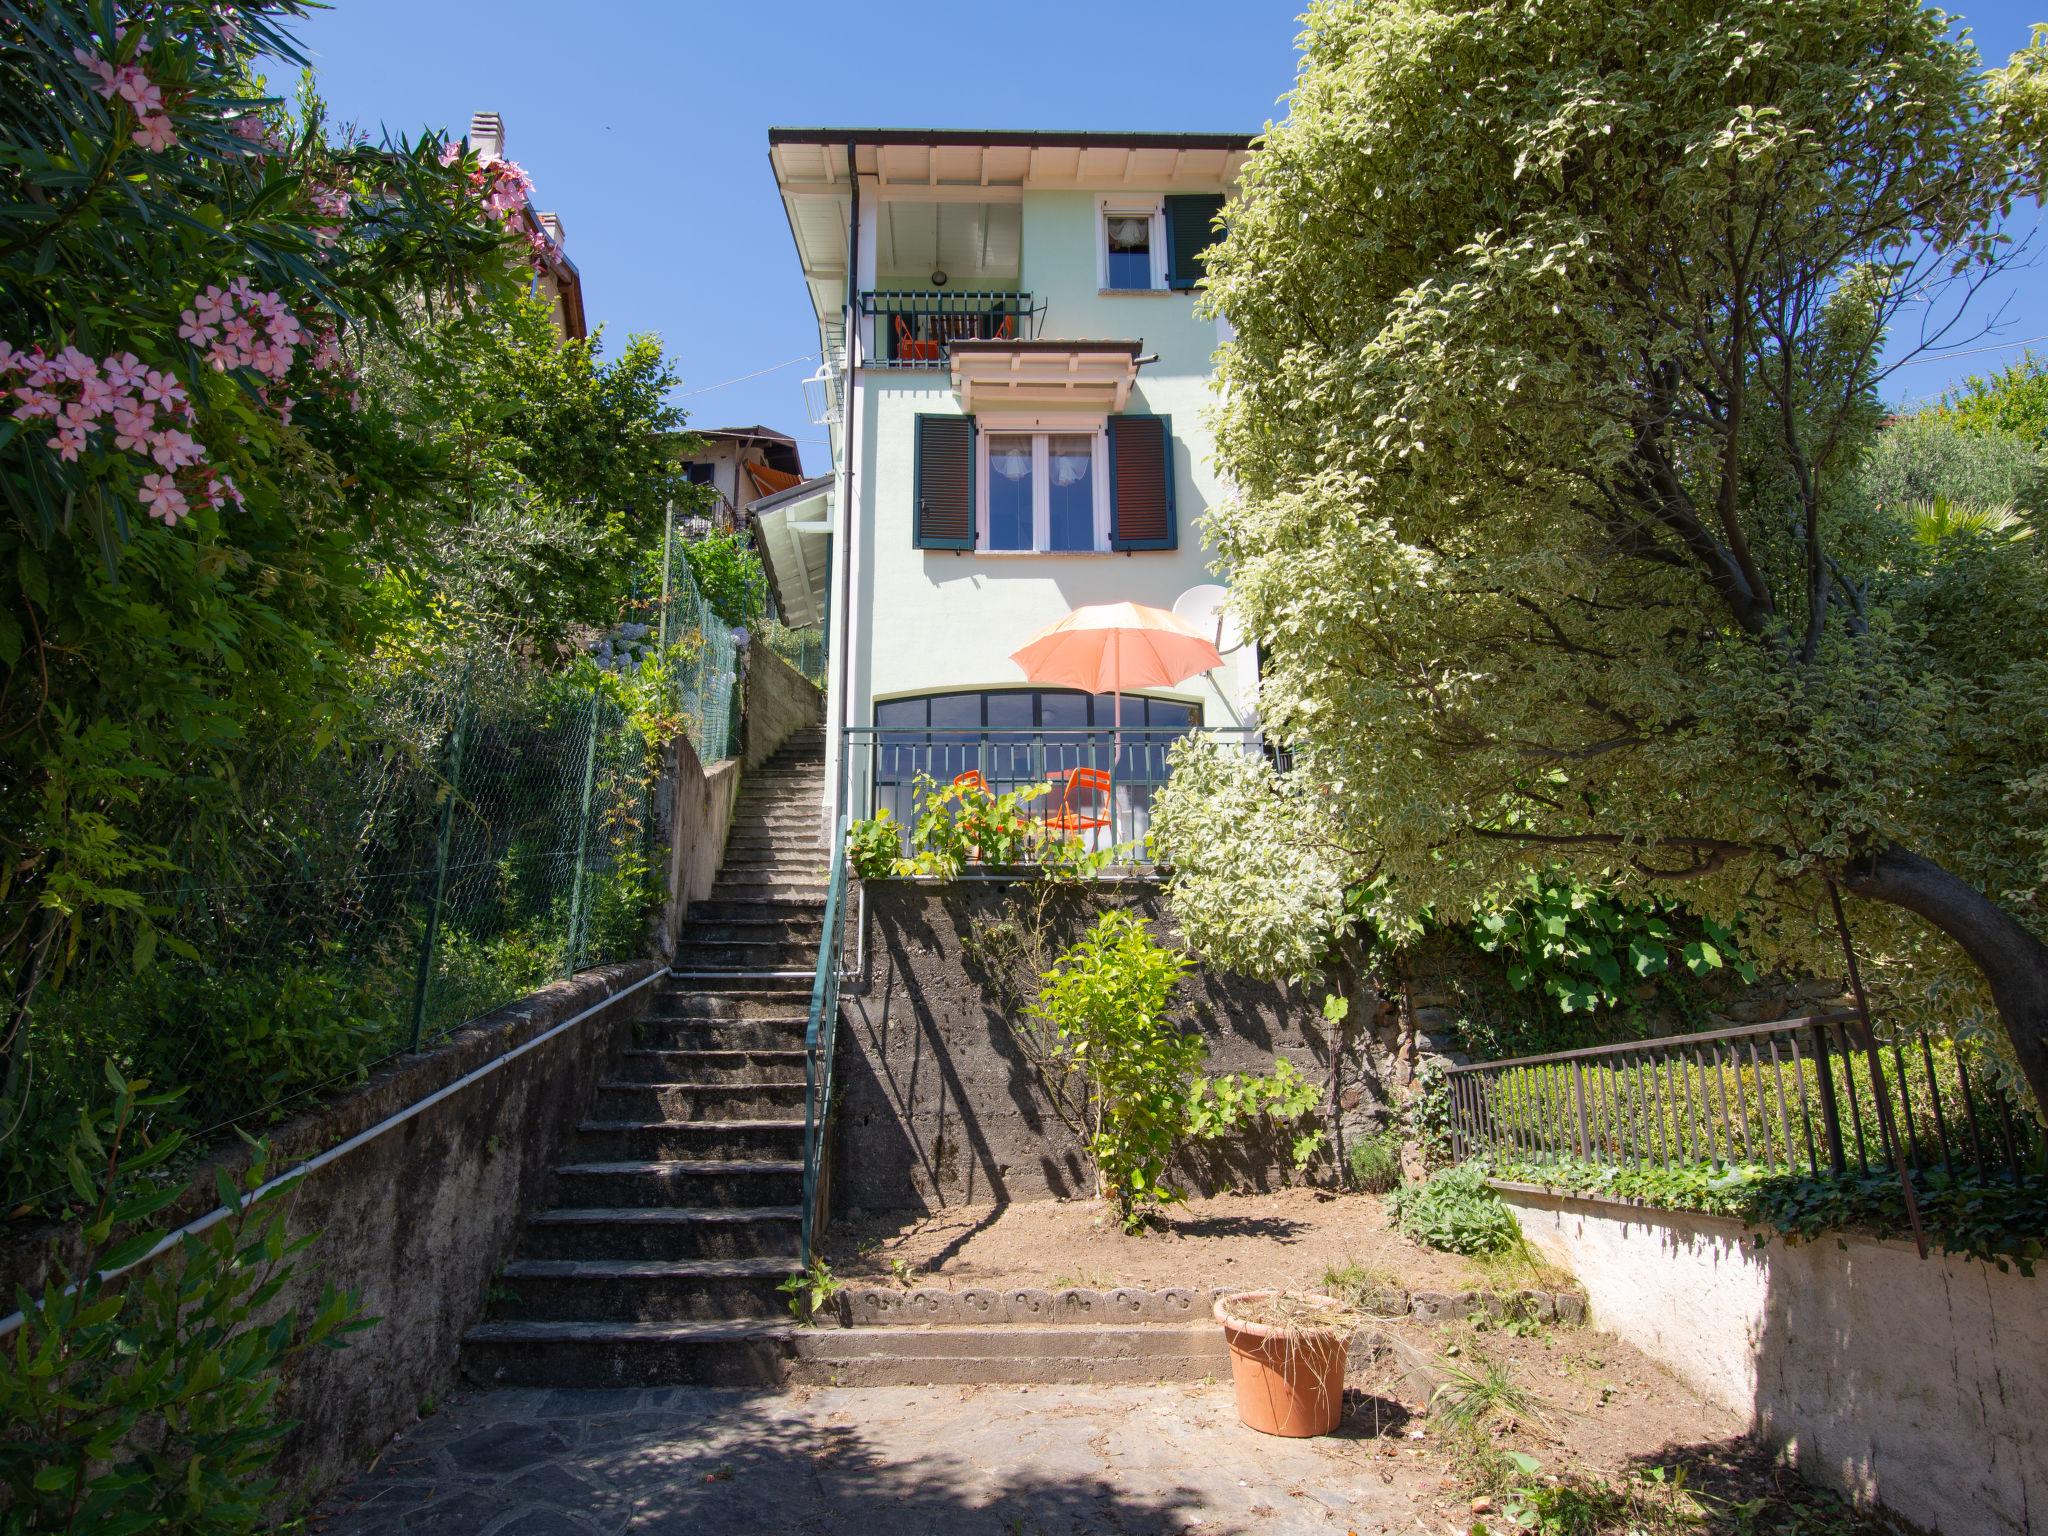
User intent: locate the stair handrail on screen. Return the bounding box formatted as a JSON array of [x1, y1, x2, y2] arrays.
[[799, 813, 850, 1267]]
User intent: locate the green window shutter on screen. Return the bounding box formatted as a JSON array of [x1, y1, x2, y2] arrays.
[[913, 413, 976, 550], [1108, 414, 1176, 551], [1163, 194, 1225, 291]]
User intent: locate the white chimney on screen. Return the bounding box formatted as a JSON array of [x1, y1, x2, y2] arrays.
[[538, 211, 566, 249], [468, 110, 504, 164]]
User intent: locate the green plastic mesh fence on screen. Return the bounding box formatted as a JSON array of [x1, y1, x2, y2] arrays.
[[650, 530, 741, 764]]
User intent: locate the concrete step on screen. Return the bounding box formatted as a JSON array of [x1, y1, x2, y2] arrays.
[[679, 918, 824, 945], [592, 1081, 806, 1122], [522, 1206, 802, 1262], [548, 1159, 802, 1209], [633, 1021, 808, 1052], [490, 1257, 792, 1323], [670, 940, 821, 971], [707, 879, 828, 901], [462, 1318, 798, 1389], [459, 1320, 1230, 1390], [652, 985, 813, 1015], [611, 1047, 807, 1083], [683, 897, 827, 924], [572, 1118, 805, 1162]]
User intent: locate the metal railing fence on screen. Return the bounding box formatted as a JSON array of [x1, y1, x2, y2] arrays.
[[861, 289, 1047, 367], [842, 725, 1265, 857], [1446, 1012, 2045, 1185], [800, 814, 850, 1266]]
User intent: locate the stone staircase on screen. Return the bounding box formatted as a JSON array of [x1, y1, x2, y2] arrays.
[[462, 724, 1251, 1391], [462, 728, 828, 1389]]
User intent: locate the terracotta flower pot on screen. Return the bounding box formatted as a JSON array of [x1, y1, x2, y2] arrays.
[[1214, 1290, 1352, 1437]]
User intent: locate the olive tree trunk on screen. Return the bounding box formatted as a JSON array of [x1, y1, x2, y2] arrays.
[[1844, 844, 2048, 1116]]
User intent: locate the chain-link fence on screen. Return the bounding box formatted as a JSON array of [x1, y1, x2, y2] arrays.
[[649, 526, 741, 763], [759, 618, 827, 689]]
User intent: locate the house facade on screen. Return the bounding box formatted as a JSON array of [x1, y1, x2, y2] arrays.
[[679, 425, 806, 533], [758, 128, 1260, 840]]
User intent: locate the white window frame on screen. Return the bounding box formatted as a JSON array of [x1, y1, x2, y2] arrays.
[[1096, 196, 1166, 293], [976, 416, 1112, 553]]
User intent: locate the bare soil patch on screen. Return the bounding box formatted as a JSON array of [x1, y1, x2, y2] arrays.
[[827, 1188, 1496, 1294]]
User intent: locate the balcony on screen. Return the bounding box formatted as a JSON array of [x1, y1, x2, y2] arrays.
[[862, 290, 1046, 368], [842, 724, 1265, 859]]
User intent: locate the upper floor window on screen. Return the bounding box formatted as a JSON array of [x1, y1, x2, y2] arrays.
[[1100, 199, 1165, 292], [983, 430, 1108, 552]]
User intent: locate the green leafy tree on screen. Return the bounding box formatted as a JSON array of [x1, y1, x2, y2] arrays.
[[1937, 351, 2048, 450], [1191, 0, 2048, 1109]]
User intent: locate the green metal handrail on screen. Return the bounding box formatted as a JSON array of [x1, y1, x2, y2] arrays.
[[799, 814, 850, 1265]]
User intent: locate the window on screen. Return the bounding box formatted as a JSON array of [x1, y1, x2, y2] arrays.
[[1106, 211, 1154, 289], [685, 462, 717, 486], [978, 428, 1109, 552]]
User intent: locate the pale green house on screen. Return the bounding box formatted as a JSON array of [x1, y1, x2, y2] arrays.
[[753, 128, 1260, 840]]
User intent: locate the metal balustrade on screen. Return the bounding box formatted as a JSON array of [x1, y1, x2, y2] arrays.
[[1445, 1011, 2044, 1184], [860, 290, 1046, 367]]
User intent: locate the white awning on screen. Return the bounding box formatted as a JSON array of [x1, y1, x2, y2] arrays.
[[748, 475, 834, 630], [947, 340, 1143, 414]]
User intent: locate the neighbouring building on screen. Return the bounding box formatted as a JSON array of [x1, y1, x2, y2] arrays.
[[680, 426, 807, 533], [756, 127, 1261, 841], [467, 110, 587, 342]]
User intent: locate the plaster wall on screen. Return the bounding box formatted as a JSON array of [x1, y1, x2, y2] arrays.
[[842, 186, 1255, 740], [1500, 1185, 2046, 1536]]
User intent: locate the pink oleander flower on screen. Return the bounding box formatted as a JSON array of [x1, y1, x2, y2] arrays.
[[178, 310, 218, 347], [103, 352, 146, 391], [48, 426, 88, 462], [61, 400, 101, 434], [72, 48, 119, 99], [275, 396, 295, 426], [148, 428, 202, 470], [194, 286, 231, 325], [228, 276, 254, 301], [112, 400, 154, 453], [76, 375, 115, 415], [265, 310, 303, 347], [133, 115, 178, 153], [13, 387, 60, 421], [138, 473, 188, 525], [222, 314, 258, 351], [50, 346, 97, 384], [0, 343, 27, 375], [113, 67, 162, 114], [141, 370, 186, 410], [438, 140, 462, 167]]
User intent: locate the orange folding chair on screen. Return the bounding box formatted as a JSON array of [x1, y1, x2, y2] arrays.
[[950, 769, 990, 797], [894, 315, 940, 362], [1044, 767, 1112, 836]]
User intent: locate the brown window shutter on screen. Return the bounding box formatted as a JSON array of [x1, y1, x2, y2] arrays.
[[1108, 414, 1176, 551], [914, 414, 976, 550]]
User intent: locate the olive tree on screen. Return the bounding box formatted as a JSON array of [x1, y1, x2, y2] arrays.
[[1186, 0, 2048, 1106]]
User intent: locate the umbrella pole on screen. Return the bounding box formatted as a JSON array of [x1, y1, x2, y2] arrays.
[[1112, 687, 1121, 848]]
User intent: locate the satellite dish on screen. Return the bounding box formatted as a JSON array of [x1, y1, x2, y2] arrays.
[[1171, 584, 1246, 656]]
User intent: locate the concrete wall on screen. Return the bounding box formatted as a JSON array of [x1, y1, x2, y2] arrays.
[[1500, 1185, 2046, 1536], [742, 632, 825, 772], [834, 880, 1396, 1213], [0, 963, 660, 1507], [659, 730, 740, 951]]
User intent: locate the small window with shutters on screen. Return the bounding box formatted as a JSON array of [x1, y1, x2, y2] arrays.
[[1164, 194, 1226, 291], [913, 414, 976, 550], [1108, 414, 1177, 551]]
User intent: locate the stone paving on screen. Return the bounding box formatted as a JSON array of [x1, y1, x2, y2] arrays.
[[310, 1383, 1446, 1535]]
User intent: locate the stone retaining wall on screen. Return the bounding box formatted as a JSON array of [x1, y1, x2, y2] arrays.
[[835, 881, 1403, 1212]]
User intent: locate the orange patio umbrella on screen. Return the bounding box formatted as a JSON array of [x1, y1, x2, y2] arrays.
[[1008, 601, 1224, 742]]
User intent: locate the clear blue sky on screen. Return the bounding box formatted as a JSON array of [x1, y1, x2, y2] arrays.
[[283, 1, 2047, 468]]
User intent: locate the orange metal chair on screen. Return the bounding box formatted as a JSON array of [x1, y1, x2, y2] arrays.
[[1044, 767, 1112, 835], [950, 769, 990, 797], [894, 315, 940, 362]]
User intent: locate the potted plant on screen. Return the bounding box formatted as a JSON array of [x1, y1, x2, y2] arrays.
[[1213, 1290, 1355, 1437]]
